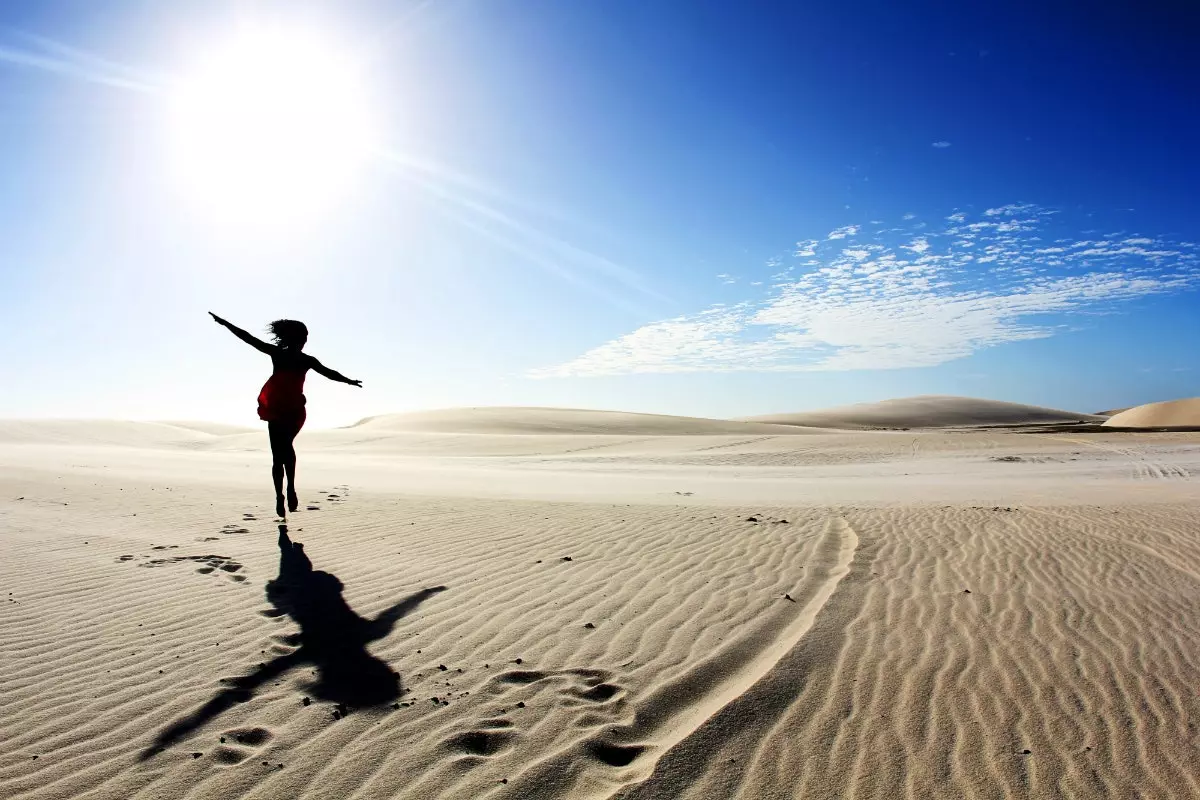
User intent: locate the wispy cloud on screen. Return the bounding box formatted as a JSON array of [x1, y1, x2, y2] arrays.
[[932, 141, 952, 148], [0, 31, 164, 93], [533, 205, 1200, 377], [380, 150, 668, 310]]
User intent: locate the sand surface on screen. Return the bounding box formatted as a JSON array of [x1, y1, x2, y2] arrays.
[[744, 395, 1106, 429], [1104, 397, 1200, 429], [2, 409, 1198, 799]]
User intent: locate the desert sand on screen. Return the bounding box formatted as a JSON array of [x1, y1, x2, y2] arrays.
[[2, 399, 1199, 799], [1104, 397, 1200, 429], [744, 394, 1106, 429]]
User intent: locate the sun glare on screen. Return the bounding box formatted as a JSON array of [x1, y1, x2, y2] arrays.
[[168, 26, 377, 226]]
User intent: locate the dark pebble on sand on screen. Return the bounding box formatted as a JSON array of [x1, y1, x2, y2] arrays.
[[561, 556, 573, 562], [392, 703, 400, 709], [516, 702, 525, 709], [220, 737, 226, 743], [192, 752, 202, 759], [1021, 749, 1031, 755], [746, 516, 759, 522], [784, 594, 794, 602], [302, 697, 311, 706], [584, 622, 596, 629], [439, 664, 447, 671], [514, 658, 523, 665], [963, 589, 971, 594], [262, 761, 270, 767]]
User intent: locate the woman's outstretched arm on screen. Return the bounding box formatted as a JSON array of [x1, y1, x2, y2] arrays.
[[209, 312, 275, 354], [310, 358, 362, 387]]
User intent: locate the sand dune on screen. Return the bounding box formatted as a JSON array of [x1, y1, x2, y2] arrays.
[[745, 394, 1105, 429], [2, 410, 1199, 799], [1103, 397, 1200, 429], [349, 407, 822, 436], [0, 419, 245, 448]]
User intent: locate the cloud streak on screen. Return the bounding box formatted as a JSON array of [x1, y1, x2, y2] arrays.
[[533, 205, 1200, 377], [0, 32, 164, 93]]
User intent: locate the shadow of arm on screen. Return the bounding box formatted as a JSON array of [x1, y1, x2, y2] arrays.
[[366, 586, 447, 642], [140, 650, 305, 759]]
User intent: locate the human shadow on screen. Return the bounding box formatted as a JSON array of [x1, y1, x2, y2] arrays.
[[142, 525, 445, 758]]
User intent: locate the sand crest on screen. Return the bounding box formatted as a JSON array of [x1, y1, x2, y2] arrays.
[[744, 394, 1105, 429], [1103, 397, 1200, 429]]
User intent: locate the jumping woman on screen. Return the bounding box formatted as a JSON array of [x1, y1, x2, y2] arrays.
[[209, 313, 362, 518]]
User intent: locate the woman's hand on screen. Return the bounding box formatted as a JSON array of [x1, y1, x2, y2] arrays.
[[349, 379, 363, 388]]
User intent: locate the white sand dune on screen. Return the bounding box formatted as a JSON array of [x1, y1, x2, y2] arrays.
[[2, 407, 1199, 799], [0, 419, 249, 448], [745, 394, 1105, 429], [1103, 397, 1200, 429], [349, 407, 823, 436]]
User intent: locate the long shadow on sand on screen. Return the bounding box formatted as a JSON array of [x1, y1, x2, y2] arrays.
[[143, 525, 445, 758]]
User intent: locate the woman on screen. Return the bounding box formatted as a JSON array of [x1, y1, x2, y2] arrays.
[[210, 312, 362, 518]]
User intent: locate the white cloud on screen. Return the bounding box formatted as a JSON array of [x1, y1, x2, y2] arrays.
[[932, 141, 952, 148], [902, 212, 917, 220], [826, 225, 859, 240], [533, 205, 1200, 377], [793, 239, 819, 257], [946, 212, 966, 223]]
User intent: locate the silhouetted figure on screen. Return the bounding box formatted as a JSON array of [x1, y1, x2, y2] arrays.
[[142, 525, 445, 758], [209, 312, 361, 517]]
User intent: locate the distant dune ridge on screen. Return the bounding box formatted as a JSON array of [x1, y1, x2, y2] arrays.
[[743, 394, 1105, 430], [346, 407, 823, 436], [1103, 397, 1200, 428]]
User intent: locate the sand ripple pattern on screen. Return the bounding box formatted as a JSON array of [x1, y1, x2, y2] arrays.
[[619, 504, 1200, 799]]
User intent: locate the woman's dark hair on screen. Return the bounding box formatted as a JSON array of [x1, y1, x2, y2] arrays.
[[268, 319, 309, 349]]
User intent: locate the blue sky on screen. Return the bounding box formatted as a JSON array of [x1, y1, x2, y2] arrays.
[[0, 0, 1196, 427]]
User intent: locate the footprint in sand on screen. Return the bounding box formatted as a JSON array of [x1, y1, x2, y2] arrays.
[[221, 525, 250, 535], [132, 554, 248, 584], [212, 726, 275, 766], [482, 667, 626, 724]]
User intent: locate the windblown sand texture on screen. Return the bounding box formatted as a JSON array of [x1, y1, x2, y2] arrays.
[[2, 401, 1198, 799]]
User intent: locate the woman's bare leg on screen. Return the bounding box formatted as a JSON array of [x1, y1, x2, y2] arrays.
[[284, 432, 299, 512], [268, 422, 287, 517]]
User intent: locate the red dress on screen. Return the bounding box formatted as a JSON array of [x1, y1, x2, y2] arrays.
[[257, 371, 307, 430]]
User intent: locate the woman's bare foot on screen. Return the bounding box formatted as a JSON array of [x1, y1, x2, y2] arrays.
[[276, 495, 287, 518], [287, 491, 299, 513]]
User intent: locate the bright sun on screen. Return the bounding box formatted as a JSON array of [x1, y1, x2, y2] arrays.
[[168, 26, 377, 225]]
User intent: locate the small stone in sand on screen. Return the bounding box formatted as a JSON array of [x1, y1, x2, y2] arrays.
[[516, 702, 525, 709], [514, 658, 523, 665], [584, 622, 596, 629], [302, 697, 311, 706], [561, 556, 573, 562]]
